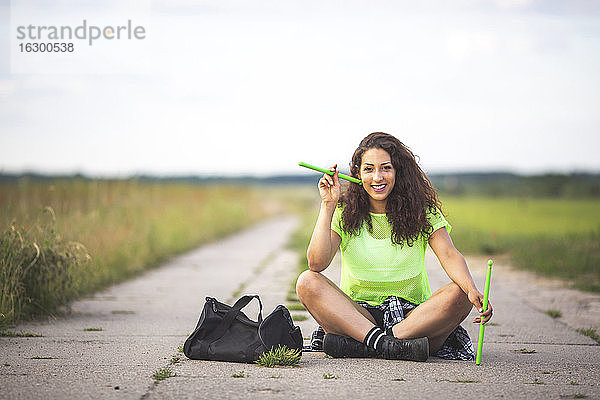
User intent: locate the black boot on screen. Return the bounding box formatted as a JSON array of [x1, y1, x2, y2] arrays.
[[311, 326, 325, 351], [377, 335, 429, 362], [323, 333, 429, 362], [323, 333, 378, 358]]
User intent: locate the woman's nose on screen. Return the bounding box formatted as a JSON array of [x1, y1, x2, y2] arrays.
[[374, 169, 383, 180]]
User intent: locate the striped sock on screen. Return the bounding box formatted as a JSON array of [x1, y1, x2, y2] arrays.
[[363, 327, 386, 352]]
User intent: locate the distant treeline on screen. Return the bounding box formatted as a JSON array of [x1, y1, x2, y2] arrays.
[[430, 172, 600, 198], [1, 171, 599, 198]]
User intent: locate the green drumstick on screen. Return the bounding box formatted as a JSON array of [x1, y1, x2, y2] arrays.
[[298, 161, 362, 185], [476, 259, 494, 365]]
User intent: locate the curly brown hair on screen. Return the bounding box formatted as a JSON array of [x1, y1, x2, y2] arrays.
[[340, 132, 443, 246]]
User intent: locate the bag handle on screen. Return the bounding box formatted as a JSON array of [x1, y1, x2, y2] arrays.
[[199, 295, 263, 355], [230, 295, 263, 323]]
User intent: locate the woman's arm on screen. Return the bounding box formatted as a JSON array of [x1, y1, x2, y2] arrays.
[[306, 165, 343, 272], [307, 202, 342, 271], [429, 227, 493, 323]]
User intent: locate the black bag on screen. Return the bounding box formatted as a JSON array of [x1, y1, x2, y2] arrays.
[[183, 295, 303, 363]]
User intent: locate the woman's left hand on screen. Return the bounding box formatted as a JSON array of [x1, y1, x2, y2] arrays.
[[468, 290, 493, 324]]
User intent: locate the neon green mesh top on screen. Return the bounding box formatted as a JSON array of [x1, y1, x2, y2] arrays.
[[331, 206, 451, 306]]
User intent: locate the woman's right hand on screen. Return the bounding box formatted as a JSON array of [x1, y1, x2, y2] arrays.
[[318, 164, 341, 204]]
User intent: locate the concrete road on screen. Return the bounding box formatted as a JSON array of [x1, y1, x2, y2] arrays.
[[1, 215, 599, 400]]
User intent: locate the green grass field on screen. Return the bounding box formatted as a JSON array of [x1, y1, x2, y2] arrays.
[[441, 196, 600, 292], [0, 179, 281, 328], [442, 197, 599, 237]]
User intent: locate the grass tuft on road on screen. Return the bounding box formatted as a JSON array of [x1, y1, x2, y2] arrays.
[[545, 309, 562, 319], [576, 328, 600, 344], [152, 368, 175, 382], [254, 345, 302, 368], [0, 330, 42, 337]]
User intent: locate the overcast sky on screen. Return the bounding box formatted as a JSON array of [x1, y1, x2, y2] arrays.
[[1, 0, 599, 177]]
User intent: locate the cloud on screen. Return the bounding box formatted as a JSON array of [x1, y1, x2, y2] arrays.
[[445, 31, 497, 60], [493, 0, 535, 10]]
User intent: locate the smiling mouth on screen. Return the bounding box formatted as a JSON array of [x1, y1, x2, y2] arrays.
[[371, 184, 387, 192]]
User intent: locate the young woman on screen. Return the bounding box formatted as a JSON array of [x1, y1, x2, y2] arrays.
[[296, 132, 493, 361]]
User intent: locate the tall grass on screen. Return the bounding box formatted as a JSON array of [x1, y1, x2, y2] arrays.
[[1, 208, 91, 324], [0, 179, 275, 327]]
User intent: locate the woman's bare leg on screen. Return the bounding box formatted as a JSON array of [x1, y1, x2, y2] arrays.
[[296, 270, 376, 342], [391, 282, 473, 354]]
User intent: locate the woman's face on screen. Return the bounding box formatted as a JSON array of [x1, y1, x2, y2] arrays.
[[359, 147, 396, 213]]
